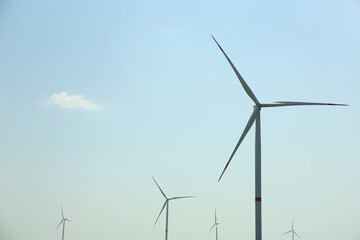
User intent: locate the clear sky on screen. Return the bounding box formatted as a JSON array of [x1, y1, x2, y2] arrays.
[[0, 0, 359, 240]]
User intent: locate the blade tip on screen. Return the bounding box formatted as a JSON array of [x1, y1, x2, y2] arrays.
[[151, 176, 157, 183], [328, 103, 348, 106], [218, 165, 228, 182], [211, 36, 224, 51], [217, 175, 223, 182]]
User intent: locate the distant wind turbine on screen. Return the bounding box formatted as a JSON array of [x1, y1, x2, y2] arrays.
[[56, 206, 71, 240], [152, 177, 194, 240], [283, 219, 300, 240], [209, 208, 220, 240], [212, 35, 347, 240]]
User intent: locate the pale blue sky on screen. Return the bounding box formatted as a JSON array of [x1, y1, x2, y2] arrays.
[[0, 0, 359, 240]]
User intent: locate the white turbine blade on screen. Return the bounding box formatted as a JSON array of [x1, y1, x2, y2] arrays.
[[218, 108, 259, 181], [169, 196, 195, 200], [294, 230, 300, 238], [215, 208, 217, 223], [209, 223, 216, 232], [212, 36, 259, 105], [282, 230, 291, 235], [55, 219, 63, 230], [152, 177, 167, 199], [154, 201, 167, 225], [261, 101, 348, 108], [292, 219, 294, 230], [61, 206, 64, 219], [65, 218, 71, 222]]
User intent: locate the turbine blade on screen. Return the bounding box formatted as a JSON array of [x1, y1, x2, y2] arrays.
[[261, 101, 348, 108], [169, 196, 195, 200], [294, 230, 300, 238], [55, 219, 63, 230], [282, 230, 291, 235], [292, 218, 294, 229], [152, 177, 167, 199], [61, 206, 64, 219], [212, 36, 259, 105], [65, 219, 71, 222], [209, 223, 216, 232], [218, 108, 259, 181], [154, 201, 167, 226], [215, 208, 217, 223]]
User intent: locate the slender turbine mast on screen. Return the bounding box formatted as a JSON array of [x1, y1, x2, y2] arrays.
[[55, 206, 71, 240], [209, 208, 220, 240], [212, 36, 347, 240], [283, 219, 300, 240], [152, 177, 194, 240]]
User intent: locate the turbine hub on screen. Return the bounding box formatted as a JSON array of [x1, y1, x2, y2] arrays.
[[253, 105, 261, 110]]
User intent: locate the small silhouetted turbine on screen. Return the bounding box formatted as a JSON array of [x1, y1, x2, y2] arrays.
[[283, 219, 300, 240], [152, 177, 194, 240], [209, 208, 220, 240], [55, 206, 71, 240]]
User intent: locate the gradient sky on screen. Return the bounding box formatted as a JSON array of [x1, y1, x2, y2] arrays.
[[0, 0, 359, 240]]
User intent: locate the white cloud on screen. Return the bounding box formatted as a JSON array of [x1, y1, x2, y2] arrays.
[[45, 92, 103, 111]]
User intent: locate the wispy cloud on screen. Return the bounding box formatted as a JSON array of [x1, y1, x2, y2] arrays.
[[45, 92, 103, 111]]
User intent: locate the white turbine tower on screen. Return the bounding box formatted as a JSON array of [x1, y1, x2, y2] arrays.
[[212, 36, 347, 240], [152, 177, 194, 240], [55, 206, 71, 240], [283, 219, 300, 240], [209, 208, 220, 240]]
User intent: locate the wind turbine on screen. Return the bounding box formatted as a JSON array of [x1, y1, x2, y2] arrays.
[[283, 219, 300, 240], [209, 208, 220, 240], [55, 206, 71, 240], [212, 36, 347, 240], [152, 177, 194, 240]]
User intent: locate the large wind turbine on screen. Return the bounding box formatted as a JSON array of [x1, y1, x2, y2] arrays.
[[152, 177, 194, 240], [55, 206, 71, 240], [209, 208, 220, 240], [212, 36, 347, 240], [283, 219, 300, 240]]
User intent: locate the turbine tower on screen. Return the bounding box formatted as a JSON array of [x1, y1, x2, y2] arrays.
[[212, 36, 347, 240], [283, 219, 300, 240], [55, 206, 71, 240], [152, 177, 194, 240], [209, 208, 220, 240]]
